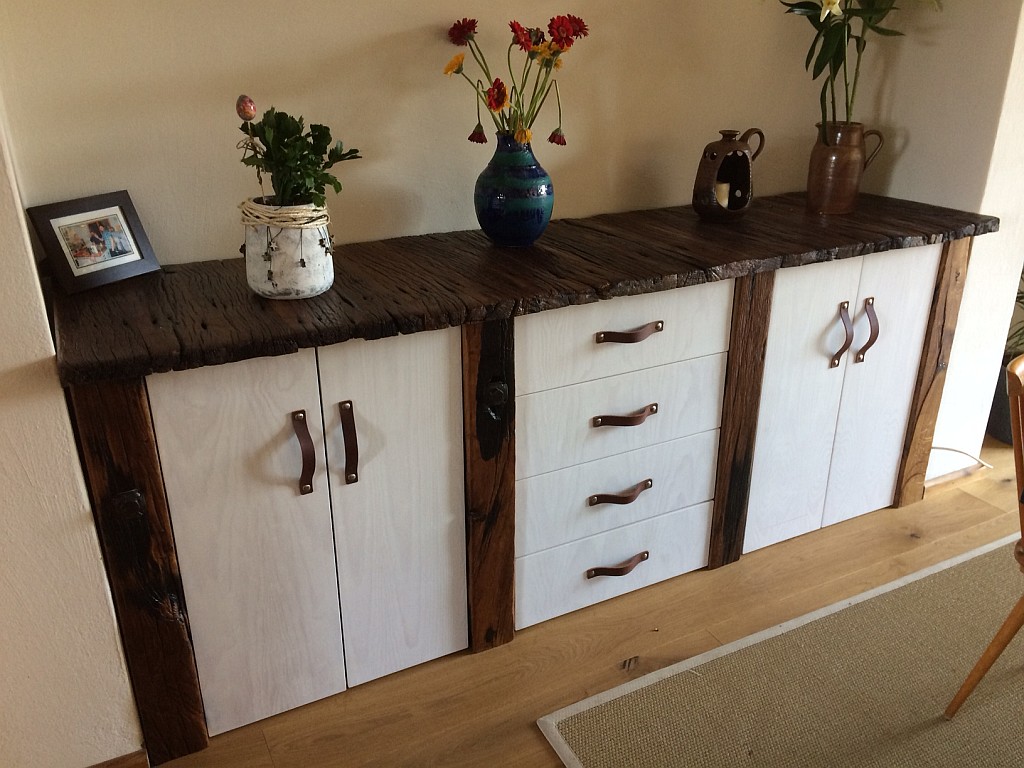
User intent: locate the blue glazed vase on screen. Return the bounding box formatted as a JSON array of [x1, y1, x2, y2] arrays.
[[474, 133, 554, 247]]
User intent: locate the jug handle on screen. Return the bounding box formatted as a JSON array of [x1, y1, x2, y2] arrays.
[[863, 129, 884, 169], [740, 128, 765, 162]]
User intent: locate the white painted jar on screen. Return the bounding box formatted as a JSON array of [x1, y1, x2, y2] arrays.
[[241, 198, 334, 299]]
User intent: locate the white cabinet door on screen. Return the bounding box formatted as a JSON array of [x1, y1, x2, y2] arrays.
[[317, 328, 468, 687], [746, 246, 941, 553], [744, 258, 864, 553], [822, 244, 941, 526], [147, 349, 346, 736]]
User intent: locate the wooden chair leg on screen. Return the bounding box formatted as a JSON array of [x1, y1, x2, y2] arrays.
[[944, 592, 1024, 719]]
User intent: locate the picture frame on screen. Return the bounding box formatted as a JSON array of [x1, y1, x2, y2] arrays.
[[27, 190, 161, 293]]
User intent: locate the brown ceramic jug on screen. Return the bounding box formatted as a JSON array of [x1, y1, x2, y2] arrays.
[[692, 128, 765, 221], [806, 122, 884, 215]]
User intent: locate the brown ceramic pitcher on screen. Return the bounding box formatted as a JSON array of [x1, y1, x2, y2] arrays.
[[806, 122, 883, 215], [692, 128, 765, 221]]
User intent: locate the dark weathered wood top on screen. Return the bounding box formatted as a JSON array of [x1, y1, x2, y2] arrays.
[[51, 192, 998, 386]]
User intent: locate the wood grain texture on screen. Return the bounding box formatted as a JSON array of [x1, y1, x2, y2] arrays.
[[515, 501, 713, 629], [709, 271, 775, 567], [513, 280, 733, 395], [52, 194, 998, 387], [463, 320, 516, 650], [162, 440, 1019, 768], [67, 380, 207, 766], [89, 750, 150, 768], [823, 244, 942, 525], [744, 258, 867, 553], [894, 237, 973, 506], [318, 330, 468, 686], [146, 351, 347, 736]]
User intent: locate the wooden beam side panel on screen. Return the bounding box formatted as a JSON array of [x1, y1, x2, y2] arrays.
[[462, 320, 516, 650], [68, 379, 207, 765], [708, 271, 775, 567], [893, 237, 973, 506]]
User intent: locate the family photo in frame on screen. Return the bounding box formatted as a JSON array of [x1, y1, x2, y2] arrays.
[[27, 190, 160, 293]]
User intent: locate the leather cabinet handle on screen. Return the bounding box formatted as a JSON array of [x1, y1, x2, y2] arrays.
[[588, 478, 654, 507], [595, 320, 664, 344], [338, 400, 359, 484], [592, 403, 658, 428], [291, 410, 316, 495], [586, 551, 650, 579], [830, 301, 854, 369], [855, 297, 879, 363]]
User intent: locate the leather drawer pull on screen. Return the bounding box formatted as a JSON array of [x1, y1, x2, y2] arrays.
[[338, 400, 359, 484], [586, 551, 650, 579], [830, 301, 853, 369], [588, 478, 654, 507], [595, 320, 664, 344], [855, 297, 879, 363], [291, 410, 316, 495], [592, 402, 658, 428]]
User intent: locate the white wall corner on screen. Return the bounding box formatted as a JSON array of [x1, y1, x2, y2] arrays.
[[928, 4, 1024, 480]]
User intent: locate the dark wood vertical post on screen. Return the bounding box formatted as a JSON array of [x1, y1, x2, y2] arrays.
[[68, 379, 207, 765], [708, 271, 775, 567], [462, 319, 517, 650], [894, 237, 974, 506]]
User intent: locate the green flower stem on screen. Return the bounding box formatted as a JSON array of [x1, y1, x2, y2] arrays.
[[848, 18, 866, 121], [525, 65, 553, 128], [467, 40, 492, 85]]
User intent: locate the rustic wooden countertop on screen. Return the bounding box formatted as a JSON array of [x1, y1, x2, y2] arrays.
[[50, 192, 998, 386]]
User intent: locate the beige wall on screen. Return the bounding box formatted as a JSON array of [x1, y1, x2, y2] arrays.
[[0, 92, 140, 765], [0, 1, 1021, 764]]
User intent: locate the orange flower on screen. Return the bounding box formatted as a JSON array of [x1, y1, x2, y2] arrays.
[[444, 53, 465, 76]]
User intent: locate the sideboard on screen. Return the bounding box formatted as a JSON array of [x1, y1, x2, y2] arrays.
[[50, 193, 998, 764]]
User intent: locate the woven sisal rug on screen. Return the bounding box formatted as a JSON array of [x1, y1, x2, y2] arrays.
[[539, 536, 1023, 768]]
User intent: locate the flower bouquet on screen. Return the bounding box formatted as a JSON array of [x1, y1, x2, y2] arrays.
[[443, 14, 589, 146], [442, 14, 589, 246]]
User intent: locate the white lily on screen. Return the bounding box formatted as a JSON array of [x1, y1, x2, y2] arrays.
[[820, 0, 844, 22]]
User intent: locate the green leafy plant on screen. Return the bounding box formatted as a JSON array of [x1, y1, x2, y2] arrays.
[[236, 95, 360, 207], [780, 1, 942, 133]]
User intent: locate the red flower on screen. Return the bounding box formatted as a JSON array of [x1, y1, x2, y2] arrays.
[[485, 78, 509, 112], [448, 17, 477, 46], [509, 20, 532, 52], [468, 122, 488, 144], [548, 15, 576, 49], [548, 127, 567, 146], [567, 14, 589, 39]]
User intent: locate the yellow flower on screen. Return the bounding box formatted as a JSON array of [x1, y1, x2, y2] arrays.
[[532, 41, 559, 61], [514, 127, 532, 144], [820, 0, 843, 21], [443, 53, 465, 76]]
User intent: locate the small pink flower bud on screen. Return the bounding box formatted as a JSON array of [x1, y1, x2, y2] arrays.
[[236, 94, 257, 122]]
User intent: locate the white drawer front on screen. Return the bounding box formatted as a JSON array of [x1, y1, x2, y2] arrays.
[[514, 502, 712, 629], [516, 429, 719, 556], [515, 280, 733, 395], [516, 353, 726, 479]]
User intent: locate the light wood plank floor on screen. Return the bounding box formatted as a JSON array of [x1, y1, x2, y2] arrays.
[[164, 438, 1021, 768]]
